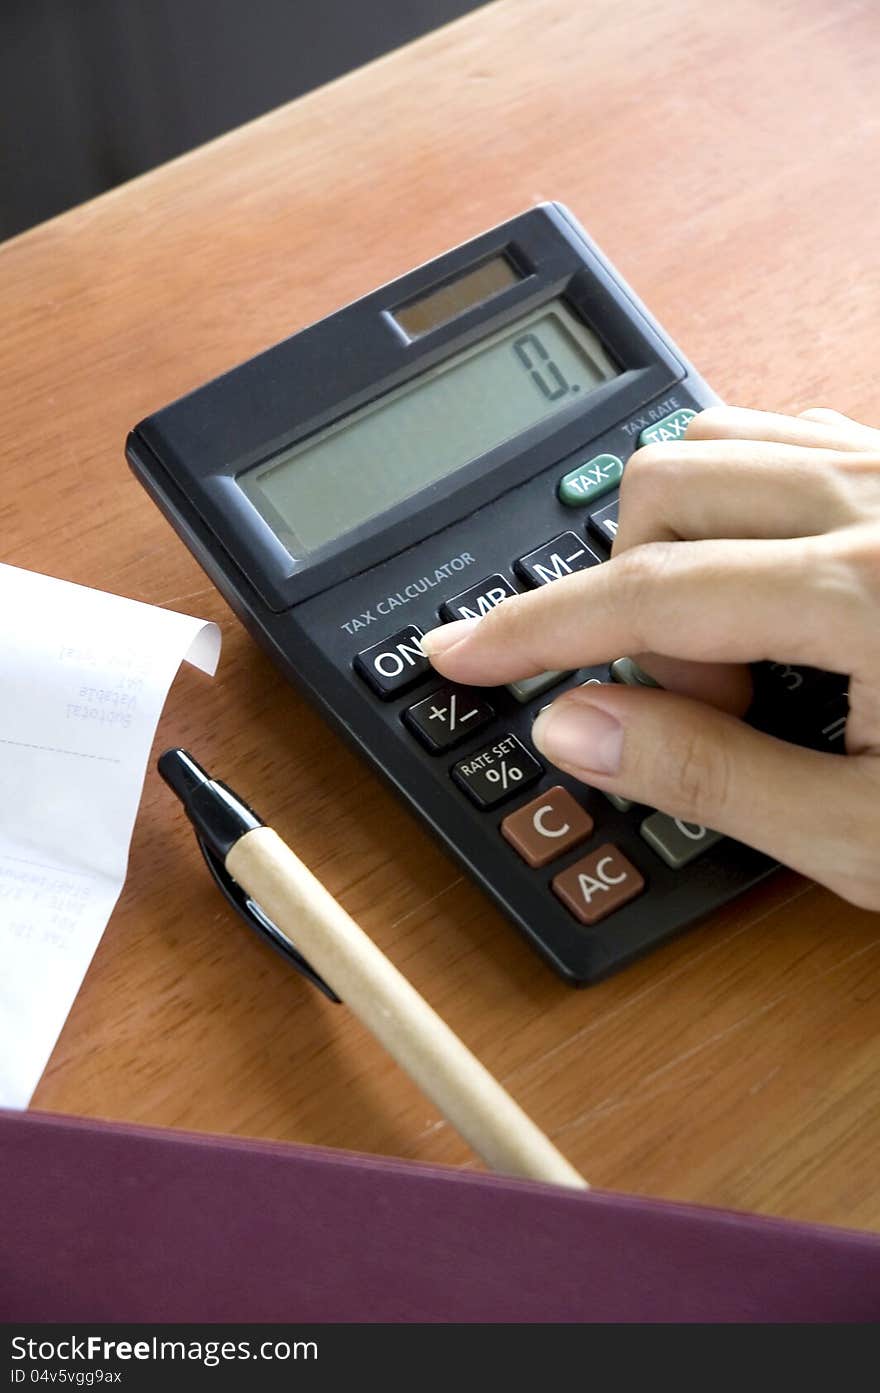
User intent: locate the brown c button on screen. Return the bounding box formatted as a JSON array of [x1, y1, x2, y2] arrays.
[[500, 785, 594, 867]]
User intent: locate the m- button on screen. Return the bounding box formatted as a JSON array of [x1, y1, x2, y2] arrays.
[[500, 786, 594, 867], [514, 532, 601, 588]]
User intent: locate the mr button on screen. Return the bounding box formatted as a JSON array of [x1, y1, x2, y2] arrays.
[[354, 624, 430, 698], [551, 844, 645, 925], [501, 786, 593, 867], [440, 573, 517, 622]]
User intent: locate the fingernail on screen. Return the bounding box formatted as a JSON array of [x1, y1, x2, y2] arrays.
[[532, 698, 624, 775], [420, 618, 481, 657]]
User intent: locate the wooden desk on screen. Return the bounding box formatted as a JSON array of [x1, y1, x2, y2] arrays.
[[3, 0, 879, 1231]]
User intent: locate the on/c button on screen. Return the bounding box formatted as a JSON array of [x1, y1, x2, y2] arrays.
[[500, 785, 593, 867]]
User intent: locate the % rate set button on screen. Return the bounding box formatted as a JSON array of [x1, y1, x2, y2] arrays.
[[451, 733, 543, 808]]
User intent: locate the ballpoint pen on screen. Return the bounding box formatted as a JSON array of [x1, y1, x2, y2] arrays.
[[158, 748, 587, 1191]]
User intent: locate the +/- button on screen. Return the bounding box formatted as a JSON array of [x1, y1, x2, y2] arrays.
[[353, 624, 430, 698], [403, 684, 493, 752], [501, 785, 593, 867], [551, 843, 645, 925], [558, 453, 623, 507], [638, 408, 697, 447]]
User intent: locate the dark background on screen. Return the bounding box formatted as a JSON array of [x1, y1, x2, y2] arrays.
[[1, 0, 488, 241]]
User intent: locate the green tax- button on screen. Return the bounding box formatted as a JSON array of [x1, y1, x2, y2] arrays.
[[558, 453, 623, 507], [638, 408, 697, 447]]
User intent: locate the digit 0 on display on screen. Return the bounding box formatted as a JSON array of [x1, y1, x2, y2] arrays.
[[514, 330, 575, 402]]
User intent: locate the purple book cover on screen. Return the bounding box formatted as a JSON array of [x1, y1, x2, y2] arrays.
[[2, 1108, 878, 1322]]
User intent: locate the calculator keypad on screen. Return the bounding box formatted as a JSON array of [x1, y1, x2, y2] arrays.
[[403, 685, 494, 753], [354, 624, 430, 698], [339, 398, 841, 978], [452, 734, 543, 808]]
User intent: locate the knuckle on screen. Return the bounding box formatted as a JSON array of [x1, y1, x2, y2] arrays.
[[837, 524, 880, 603], [806, 528, 880, 641], [623, 443, 673, 488], [835, 449, 880, 484], [664, 726, 733, 824], [685, 404, 727, 437], [479, 589, 524, 640], [611, 543, 678, 647], [618, 454, 681, 553], [479, 585, 556, 667], [614, 540, 677, 594], [835, 448, 880, 478]]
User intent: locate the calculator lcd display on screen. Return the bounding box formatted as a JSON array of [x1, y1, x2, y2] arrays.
[[239, 300, 618, 556]]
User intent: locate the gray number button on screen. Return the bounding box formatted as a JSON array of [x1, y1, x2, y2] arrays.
[[640, 812, 722, 869]]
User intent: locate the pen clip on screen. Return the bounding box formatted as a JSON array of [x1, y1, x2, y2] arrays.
[[195, 834, 342, 1004]]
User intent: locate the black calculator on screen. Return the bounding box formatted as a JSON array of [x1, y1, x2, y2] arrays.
[[127, 203, 848, 984]]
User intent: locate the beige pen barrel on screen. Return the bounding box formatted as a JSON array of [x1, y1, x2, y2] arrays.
[[227, 827, 587, 1190]]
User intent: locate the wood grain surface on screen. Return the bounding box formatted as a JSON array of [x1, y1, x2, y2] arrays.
[[2, 0, 879, 1230]]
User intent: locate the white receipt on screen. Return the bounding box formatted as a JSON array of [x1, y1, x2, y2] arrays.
[[0, 562, 221, 1108]]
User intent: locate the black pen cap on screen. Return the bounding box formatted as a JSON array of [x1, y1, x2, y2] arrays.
[[158, 748, 263, 861]]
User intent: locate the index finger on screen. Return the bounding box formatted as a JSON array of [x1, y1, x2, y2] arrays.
[[420, 536, 855, 685], [688, 404, 880, 451]]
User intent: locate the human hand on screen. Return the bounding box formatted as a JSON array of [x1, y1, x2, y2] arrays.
[[421, 407, 880, 910]]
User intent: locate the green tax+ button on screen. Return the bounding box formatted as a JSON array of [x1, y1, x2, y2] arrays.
[[558, 453, 623, 507], [638, 408, 697, 446]]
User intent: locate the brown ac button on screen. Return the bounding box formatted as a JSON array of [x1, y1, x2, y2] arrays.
[[551, 843, 645, 925], [500, 785, 593, 867]]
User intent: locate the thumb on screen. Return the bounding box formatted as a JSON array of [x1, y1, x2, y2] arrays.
[[530, 684, 880, 909]]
